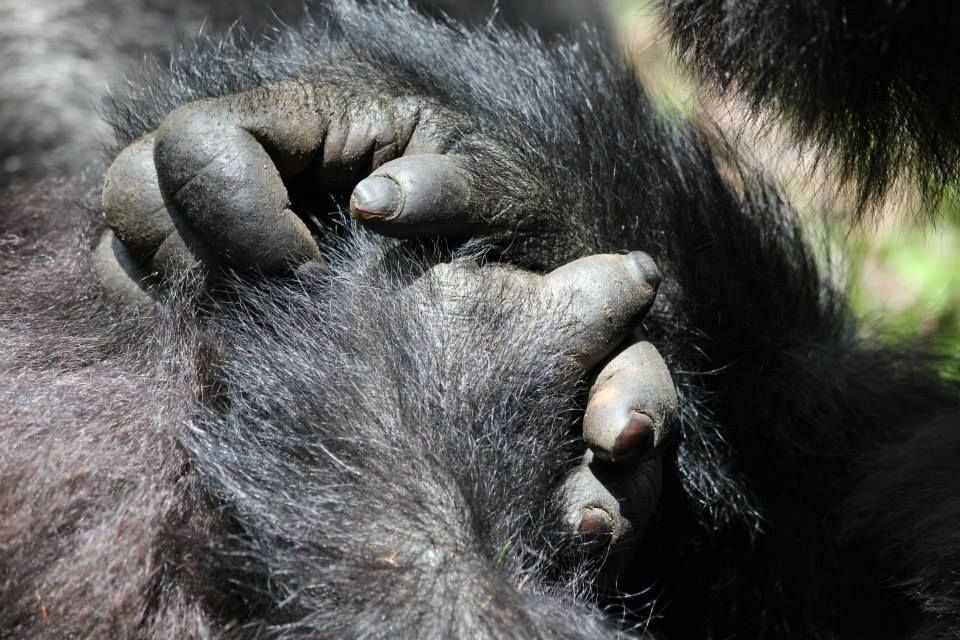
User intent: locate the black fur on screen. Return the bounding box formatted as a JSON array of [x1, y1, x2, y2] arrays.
[[0, 0, 606, 187], [2, 2, 958, 638], [186, 239, 620, 637], [659, 0, 960, 213]]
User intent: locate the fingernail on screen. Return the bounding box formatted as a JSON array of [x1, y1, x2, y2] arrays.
[[578, 506, 613, 545], [623, 251, 662, 291], [611, 411, 656, 462], [350, 176, 402, 220]]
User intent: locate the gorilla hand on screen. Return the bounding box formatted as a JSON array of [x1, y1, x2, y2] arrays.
[[98, 81, 488, 294], [421, 252, 678, 581]]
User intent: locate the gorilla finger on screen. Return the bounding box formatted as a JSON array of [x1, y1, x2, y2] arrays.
[[92, 230, 155, 308], [102, 133, 176, 260], [154, 98, 321, 272], [103, 102, 320, 277], [563, 450, 662, 580], [540, 252, 662, 369], [406, 253, 662, 377], [349, 153, 481, 236], [102, 131, 218, 297], [583, 340, 679, 464]]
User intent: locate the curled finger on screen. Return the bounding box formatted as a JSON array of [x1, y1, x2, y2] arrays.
[[583, 340, 679, 464], [563, 449, 663, 581]]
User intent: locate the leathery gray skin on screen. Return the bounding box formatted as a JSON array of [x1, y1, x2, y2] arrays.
[[98, 82, 680, 578]]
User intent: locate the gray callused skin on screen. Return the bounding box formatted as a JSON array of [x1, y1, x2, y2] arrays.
[[99, 83, 680, 575]]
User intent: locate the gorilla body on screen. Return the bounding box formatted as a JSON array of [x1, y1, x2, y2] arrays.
[[2, 2, 959, 639]]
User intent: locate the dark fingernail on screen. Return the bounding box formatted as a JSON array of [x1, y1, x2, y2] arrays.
[[611, 411, 656, 462], [350, 176, 401, 220], [623, 251, 662, 291], [578, 506, 613, 545]]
